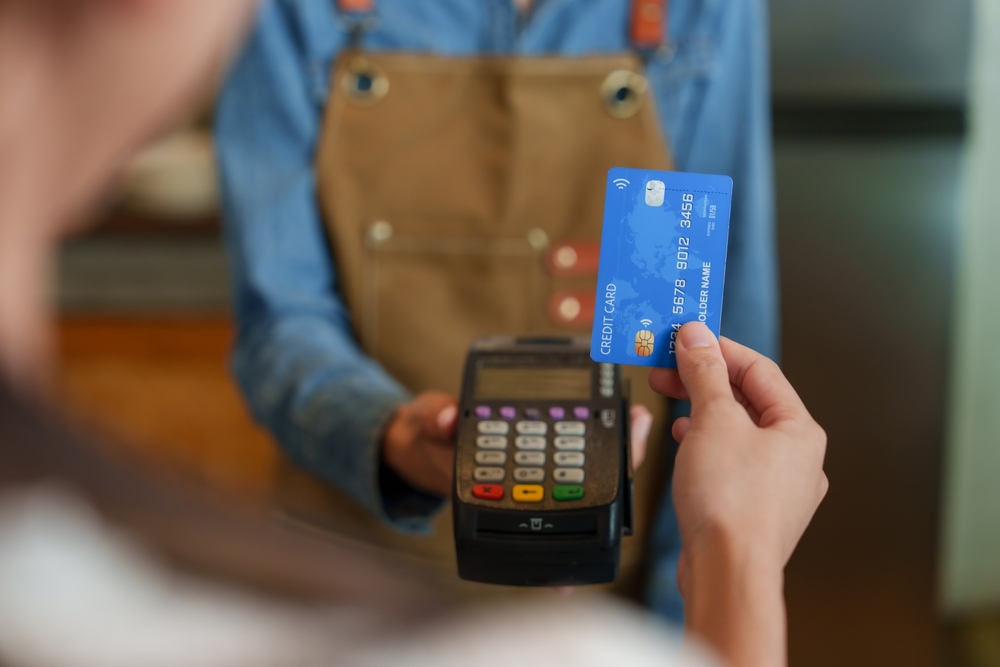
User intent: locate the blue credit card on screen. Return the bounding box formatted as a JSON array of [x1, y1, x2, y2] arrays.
[[590, 167, 732, 369]]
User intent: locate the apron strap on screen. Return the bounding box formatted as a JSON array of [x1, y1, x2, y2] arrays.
[[336, 0, 667, 51], [336, 0, 376, 48]]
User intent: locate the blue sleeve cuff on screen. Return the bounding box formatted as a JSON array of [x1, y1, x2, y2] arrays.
[[378, 460, 447, 527], [234, 317, 445, 534]]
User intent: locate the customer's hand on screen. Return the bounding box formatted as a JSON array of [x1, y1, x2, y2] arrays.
[[381, 394, 654, 499], [627, 404, 653, 471], [648, 322, 827, 667]]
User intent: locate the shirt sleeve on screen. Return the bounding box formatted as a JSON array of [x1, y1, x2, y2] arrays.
[[214, 2, 444, 533], [662, 0, 780, 361]]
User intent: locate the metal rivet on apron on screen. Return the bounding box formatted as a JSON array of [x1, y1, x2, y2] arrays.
[[526, 227, 549, 251], [343, 57, 389, 106], [554, 245, 578, 269], [558, 296, 582, 322], [366, 220, 393, 247], [600, 70, 648, 119]]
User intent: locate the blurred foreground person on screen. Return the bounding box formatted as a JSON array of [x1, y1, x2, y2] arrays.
[[0, 2, 826, 667]]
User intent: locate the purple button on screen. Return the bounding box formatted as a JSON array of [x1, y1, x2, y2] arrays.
[[549, 406, 566, 420], [524, 408, 541, 419], [574, 406, 590, 420], [499, 406, 516, 420], [475, 406, 491, 419]]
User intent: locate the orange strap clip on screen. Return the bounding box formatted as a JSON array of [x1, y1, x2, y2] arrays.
[[339, 0, 663, 47], [338, 0, 375, 12], [629, 0, 667, 49]]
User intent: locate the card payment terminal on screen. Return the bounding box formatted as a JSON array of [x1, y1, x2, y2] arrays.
[[453, 336, 633, 586]]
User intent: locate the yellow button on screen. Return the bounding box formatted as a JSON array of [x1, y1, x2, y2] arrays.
[[512, 484, 544, 503]]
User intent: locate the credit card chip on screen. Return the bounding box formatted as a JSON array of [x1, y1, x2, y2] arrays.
[[635, 329, 654, 357]]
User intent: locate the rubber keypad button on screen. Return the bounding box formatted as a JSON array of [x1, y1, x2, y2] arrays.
[[553, 485, 585, 501], [512, 484, 544, 503], [473, 484, 504, 500]]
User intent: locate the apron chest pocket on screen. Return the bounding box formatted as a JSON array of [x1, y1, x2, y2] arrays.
[[361, 220, 550, 394]]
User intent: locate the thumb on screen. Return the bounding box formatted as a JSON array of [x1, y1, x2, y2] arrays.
[[675, 322, 732, 412], [414, 392, 459, 440], [435, 404, 458, 438]]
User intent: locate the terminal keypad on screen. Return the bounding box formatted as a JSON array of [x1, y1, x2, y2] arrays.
[[471, 406, 594, 503]]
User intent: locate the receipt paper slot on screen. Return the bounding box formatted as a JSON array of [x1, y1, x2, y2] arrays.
[[453, 336, 633, 586]]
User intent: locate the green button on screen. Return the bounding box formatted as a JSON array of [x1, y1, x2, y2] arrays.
[[553, 485, 585, 501]]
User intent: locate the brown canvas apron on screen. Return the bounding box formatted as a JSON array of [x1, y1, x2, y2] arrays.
[[279, 6, 676, 600]]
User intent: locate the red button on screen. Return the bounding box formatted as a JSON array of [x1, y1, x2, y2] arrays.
[[473, 484, 504, 500]]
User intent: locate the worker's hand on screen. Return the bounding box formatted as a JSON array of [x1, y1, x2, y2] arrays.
[[628, 404, 652, 470], [382, 391, 459, 497], [648, 322, 827, 604], [382, 394, 654, 499]]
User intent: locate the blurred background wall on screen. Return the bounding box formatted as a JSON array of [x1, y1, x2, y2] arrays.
[[53, 0, 996, 665], [768, 0, 994, 665]]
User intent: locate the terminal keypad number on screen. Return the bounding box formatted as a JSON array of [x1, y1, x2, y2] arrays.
[[471, 405, 592, 503]]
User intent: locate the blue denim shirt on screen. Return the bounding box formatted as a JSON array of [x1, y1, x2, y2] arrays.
[[215, 0, 777, 534]]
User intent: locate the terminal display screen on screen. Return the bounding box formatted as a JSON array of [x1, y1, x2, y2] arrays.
[[474, 366, 592, 400]]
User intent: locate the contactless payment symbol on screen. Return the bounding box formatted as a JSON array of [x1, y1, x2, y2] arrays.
[[635, 329, 655, 357], [645, 180, 665, 206]]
